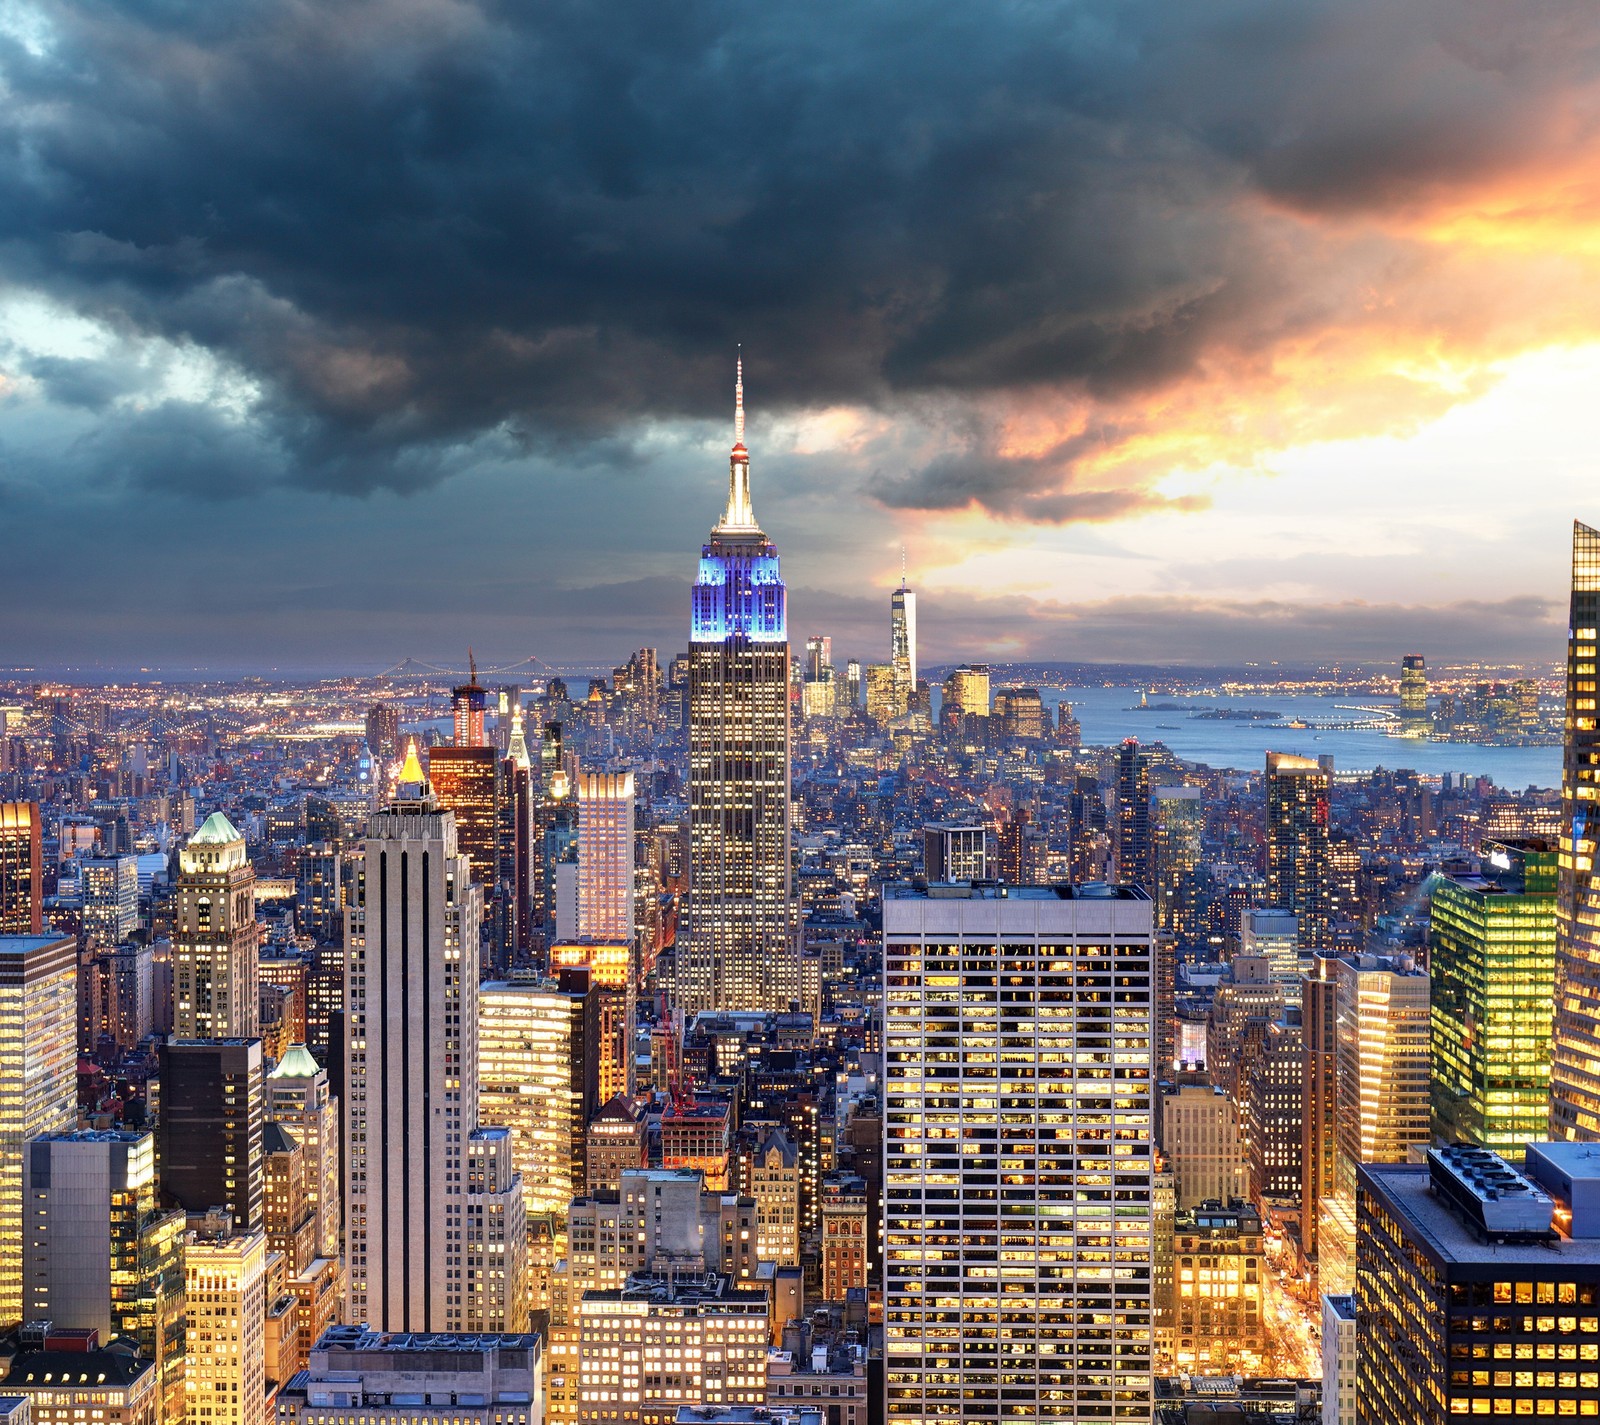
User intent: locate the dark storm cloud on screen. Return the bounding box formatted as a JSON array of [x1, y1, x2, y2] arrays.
[[1, 0, 1594, 509]]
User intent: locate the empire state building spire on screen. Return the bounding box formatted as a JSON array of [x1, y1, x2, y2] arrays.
[[686, 353, 796, 1015], [717, 352, 759, 534]]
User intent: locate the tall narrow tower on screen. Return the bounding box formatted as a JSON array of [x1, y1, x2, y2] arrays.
[[684, 359, 795, 1014], [1550, 520, 1600, 1139], [345, 743, 488, 1331], [890, 560, 916, 704], [173, 811, 260, 1038]]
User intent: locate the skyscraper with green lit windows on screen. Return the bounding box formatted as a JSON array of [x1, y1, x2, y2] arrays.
[[1430, 838, 1557, 1160]]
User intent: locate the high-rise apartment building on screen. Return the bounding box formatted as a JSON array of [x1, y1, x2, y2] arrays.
[[585, 1096, 648, 1195], [0, 804, 41, 934], [551, 938, 635, 1103], [1551, 520, 1600, 1140], [744, 1128, 801, 1268], [1150, 785, 1203, 938], [684, 362, 795, 1015], [1243, 1007, 1305, 1209], [1300, 953, 1339, 1261], [1431, 839, 1556, 1159], [22, 1130, 186, 1423], [576, 772, 635, 941], [0, 934, 78, 1327], [174, 811, 260, 1038], [940, 665, 990, 722], [80, 853, 138, 945], [159, 1037, 265, 1231], [427, 744, 501, 892], [345, 746, 521, 1333], [993, 686, 1046, 741], [1115, 739, 1152, 887], [883, 882, 1156, 1423], [364, 702, 401, 762], [1205, 955, 1284, 1105], [1265, 751, 1335, 951], [296, 842, 343, 945]]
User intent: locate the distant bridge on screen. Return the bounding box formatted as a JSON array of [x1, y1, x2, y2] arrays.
[[377, 655, 556, 680]]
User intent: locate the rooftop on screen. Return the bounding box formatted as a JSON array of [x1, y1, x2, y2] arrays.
[[190, 810, 242, 845], [313, 1325, 540, 1355], [268, 1042, 321, 1080], [885, 880, 1149, 901], [1362, 1162, 1600, 1267], [4, 1351, 153, 1389]]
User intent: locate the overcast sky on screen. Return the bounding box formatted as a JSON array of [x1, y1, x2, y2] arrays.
[[2, 0, 1598, 674]]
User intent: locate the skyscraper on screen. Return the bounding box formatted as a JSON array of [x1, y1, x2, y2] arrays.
[[0, 804, 41, 935], [1317, 950, 1431, 1294], [159, 1037, 265, 1231], [1430, 839, 1556, 1159], [883, 882, 1155, 1422], [1265, 751, 1335, 951], [1551, 520, 1600, 1140], [174, 811, 261, 1038], [0, 934, 78, 1327], [453, 658, 488, 748], [183, 1219, 268, 1425], [22, 1130, 186, 1423], [576, 772, 635, 942], [265, 1043, 342, 1262], [364, 703, 401, 762], [345, 745, 518, 1332], [1115, 739, 1152, 887], [1150, 785, 1203, 938], [80, 853, 138, 945], [479, 976, 590, 1223], [890, 575, 916, 705], [1399, 654, 1428, 719], [684, 360, 795, 1014]]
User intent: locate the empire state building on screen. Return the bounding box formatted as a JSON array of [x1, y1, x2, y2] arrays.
[[683, 360, 797, 1013]]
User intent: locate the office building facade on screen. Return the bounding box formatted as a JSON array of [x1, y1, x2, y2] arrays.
[[883, 882, 1156, 1422], [0, 803, 41, 935], [0, 934, 79, 1326], [1431, 840, 1557, 1158], [345, 747, 504, 1332], [1552, 520, 1600, 1140], [1265, 752, 1335, 952]]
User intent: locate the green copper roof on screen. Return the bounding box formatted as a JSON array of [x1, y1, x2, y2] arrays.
[[190, 810, 242, 845], [268, 1042, 321, 1079]]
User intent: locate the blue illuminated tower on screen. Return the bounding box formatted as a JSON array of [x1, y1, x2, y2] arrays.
[[683, 359, 796, 1013]]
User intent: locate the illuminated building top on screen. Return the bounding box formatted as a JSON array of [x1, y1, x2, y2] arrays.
[[693, 356, 786, 644]]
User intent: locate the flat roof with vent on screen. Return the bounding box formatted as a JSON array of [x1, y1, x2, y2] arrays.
[[1429, 1145, 1555, 1241]]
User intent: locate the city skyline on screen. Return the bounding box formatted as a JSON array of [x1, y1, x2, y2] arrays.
[[2, 4, 1598, 669]]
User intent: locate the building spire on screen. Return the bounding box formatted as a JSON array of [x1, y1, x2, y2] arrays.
[[717, 350, 759, 534], [735, 347, 745, 448]]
